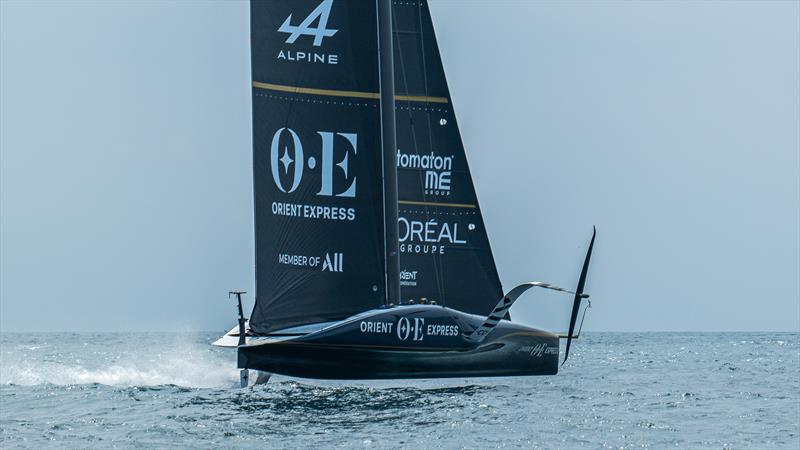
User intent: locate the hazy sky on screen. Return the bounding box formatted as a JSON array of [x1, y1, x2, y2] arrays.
[[1, 0, 798, 332]]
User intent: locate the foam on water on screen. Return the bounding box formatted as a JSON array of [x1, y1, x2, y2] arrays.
[[1, 357, 238, 388], [0, 332, 238, 388]]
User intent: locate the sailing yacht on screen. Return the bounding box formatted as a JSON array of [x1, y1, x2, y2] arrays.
[[214, 0, 596, 385]]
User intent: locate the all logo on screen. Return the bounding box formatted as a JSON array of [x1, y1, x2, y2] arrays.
[[270, 128, 357, 198], [277, 251, 345, 273], [322, 252, 344, 272], [278, 0, 338, 46]]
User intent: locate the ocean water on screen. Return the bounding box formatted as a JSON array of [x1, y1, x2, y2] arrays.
[[1, 332, 797, 449]]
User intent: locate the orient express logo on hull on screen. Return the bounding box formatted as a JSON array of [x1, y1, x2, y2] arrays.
[[276, 0, 339, 65], [518, 344, 559, 358], [360, 318, 460, 341], [396, 150, 454, 196]]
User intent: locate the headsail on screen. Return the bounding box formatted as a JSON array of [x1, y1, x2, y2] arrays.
[[248, 0, 387, 333], [392, 1, 504, 315]]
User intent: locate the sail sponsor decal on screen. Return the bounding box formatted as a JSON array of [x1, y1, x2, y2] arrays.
[[398, 217, 467, 255], [322, 252, 344, 272], [271, 202, 355, 221], [399, 269, 418, 287], [518, 343, 559, 358], [269, 127, 359, 223], [359, 318, 460, 341], [270, 128, 357, 198], [396, 149, 453, 196], [278, 251, 345, 272], [276, 0, 340, 65], [267, 127, 360, 275]]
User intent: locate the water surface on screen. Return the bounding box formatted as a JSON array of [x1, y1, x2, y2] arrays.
[[1, 332, 798, 448]]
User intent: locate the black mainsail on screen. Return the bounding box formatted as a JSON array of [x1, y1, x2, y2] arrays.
[[392, 1, 504, 315], [249, 0, 390, 333], [248, 0, 503, 333]]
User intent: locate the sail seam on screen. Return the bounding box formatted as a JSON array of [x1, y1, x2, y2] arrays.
[[398, 200, 476, 209], [255, 92, 448, 113], [254, 92, 377, 108], [399, 209, 478, 215], [253, 81, 448, 104]]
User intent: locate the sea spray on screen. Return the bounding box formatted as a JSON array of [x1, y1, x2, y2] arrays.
[[0, 332, 238, 388]]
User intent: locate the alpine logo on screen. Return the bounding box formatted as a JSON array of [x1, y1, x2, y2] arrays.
[[275, 0, 340, 65], [278, 0, 338, 46]]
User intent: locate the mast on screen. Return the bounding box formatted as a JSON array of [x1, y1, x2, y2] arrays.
[[377, 0, 400, 305]]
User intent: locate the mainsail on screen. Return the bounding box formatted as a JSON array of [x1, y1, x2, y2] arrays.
[[248, 0, 388, 333], [247, 0, 502, 334], [392, 1, 504, 315]]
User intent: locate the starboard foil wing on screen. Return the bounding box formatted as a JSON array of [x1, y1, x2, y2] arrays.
[[464, 282, 582, 343], [392, 1, 504, 315]]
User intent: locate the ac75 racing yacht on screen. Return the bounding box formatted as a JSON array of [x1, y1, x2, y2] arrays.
[[213, 0, 596, 387]]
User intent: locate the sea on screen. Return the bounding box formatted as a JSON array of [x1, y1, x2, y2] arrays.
[[1, 332, 798, 449]]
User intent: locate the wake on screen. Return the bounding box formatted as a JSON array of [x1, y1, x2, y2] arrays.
[[0, 334, 239, 388]]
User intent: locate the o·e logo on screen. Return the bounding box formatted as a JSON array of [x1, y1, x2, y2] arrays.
[[269, 128, 357, 198], [270, 127, 303, 193]]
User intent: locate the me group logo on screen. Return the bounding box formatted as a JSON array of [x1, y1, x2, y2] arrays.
[[396, 150, 454, 196], [276, 0, 340, 65]]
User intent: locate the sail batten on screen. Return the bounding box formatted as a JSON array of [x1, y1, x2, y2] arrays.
[[252, 80, 449, 104]]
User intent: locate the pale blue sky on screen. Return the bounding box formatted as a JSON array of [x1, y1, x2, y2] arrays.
[[1, 0, 798, 332]]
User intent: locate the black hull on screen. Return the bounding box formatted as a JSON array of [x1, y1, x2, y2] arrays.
[[236, 305, 560, 379]]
